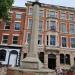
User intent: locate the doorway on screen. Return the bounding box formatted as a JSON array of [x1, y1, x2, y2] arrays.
[[8, 50, 18, 67], [48, 54, 56, 69]]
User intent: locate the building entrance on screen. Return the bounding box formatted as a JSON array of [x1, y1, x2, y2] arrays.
[[48, 54, 56, 69]]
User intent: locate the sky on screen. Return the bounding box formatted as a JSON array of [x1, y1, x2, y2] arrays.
[[13, 0, 75, 8]]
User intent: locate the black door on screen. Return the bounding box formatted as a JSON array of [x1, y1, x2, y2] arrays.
[[48, 54, 56, 69]]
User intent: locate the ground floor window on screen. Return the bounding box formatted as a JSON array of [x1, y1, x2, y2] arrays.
[[23, 53, 27, 58], [60, 54, 70, 65], [39, 52, 44, 63], [0, 50, 6, 61]]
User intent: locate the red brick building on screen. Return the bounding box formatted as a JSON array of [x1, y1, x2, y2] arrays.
[[1, 1, 75, 71], [0, 6, 26, 67]]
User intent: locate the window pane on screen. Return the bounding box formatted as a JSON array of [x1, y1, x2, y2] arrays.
[[38, 35, 42, 45], [71, 38, 75, 48], [50, 35, 55, 45], [39, 52, 44, 63], [50, 21, 56, 31], [46, 21, 49, 30], [60, 54, 65, 64], [2, 35, 8, 44], [47, 35, 48, 45], [13, 36, 18, 44], [61, 23, 66, 33], [62, 37, 66, 47], [39, 20, 42, 32], [28, 19, 32, 29], [16, 14, 21, 19], [65, 54, 70, 65], [5, 21, 10, 29], [27, 33, 31, 43], [29, 8, 32, 15], [15, 22, 20, 30], [70, 23, 75, 34], [50, 11, 56, 18], [60, 13, 66, 20], [39, 10, 43, 17], [69, 14, 74, 21], [0, 50, 6, 61]]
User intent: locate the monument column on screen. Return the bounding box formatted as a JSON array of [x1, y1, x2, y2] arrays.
[[21, 0, 43, 69]]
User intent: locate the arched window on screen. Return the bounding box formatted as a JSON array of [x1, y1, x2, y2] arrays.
[[0, 50, 6, 61], [65, 54, 70, 65], [39, 52, 44, 63], [60, 54, 65, 64]]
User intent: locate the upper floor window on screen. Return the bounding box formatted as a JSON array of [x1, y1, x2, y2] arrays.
[[2, 35, 8, 44], [70, 38, 75, 48], [61, 22, 67, 33], [62, 37, 67, 47], [69, 14, 74, 21], [70, 23, 75, 34], [50, 35, 56, 45], [46, 20, 49, 30], [39, 10, 44, 17], [38, 35, 42, 45], [15, 22, 20, 30], [38, 20, 42, 32], [13, 36, 18, 44], [29, 7, 32, 15], [50, 11, 56, 18], [50, 21, 56, 31], [60, 12, 66, 20], [28, 19, 32, 29], [27, 33, 31, 43], [16, 13, 21, 19], [46, 35, 49, 45], [5, 21, 10, 30]]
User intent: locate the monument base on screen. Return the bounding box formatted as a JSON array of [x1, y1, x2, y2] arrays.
[[20, 57, 43, 69], [7, 67, 56, 75]]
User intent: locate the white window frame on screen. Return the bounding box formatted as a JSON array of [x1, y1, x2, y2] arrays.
[[61, 36, 68, 48], [14, 22, 21, 31], [2, 34, 9, 45], [60, 22, 67, 33], [4, 21, 11, 30], [70, 37, 75, 49], [50, 19, 57, 31], [69, 23, 75, 34], [28, 18, 32, 29], [12, 35, 19, 45], [50, 35, 56, 46], [60, 11, 66, 20], [49, 10, 57, 18], [15, 13, 21, 19], [38, 34, 43, 46], [28, 7, 32, 15], [69, 12, 74, 21]]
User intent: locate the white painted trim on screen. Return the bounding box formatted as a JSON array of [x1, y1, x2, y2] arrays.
[[61, 36, 68, 48], [70, 37, 75, 49], [14, 21, 21, 22], [2, 33, 9, 35], [12, 34, 19, 36]]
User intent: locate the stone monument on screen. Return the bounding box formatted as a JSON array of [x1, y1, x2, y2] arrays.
[[7, 0, 56, 75], [20, 0, 43, 69]]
